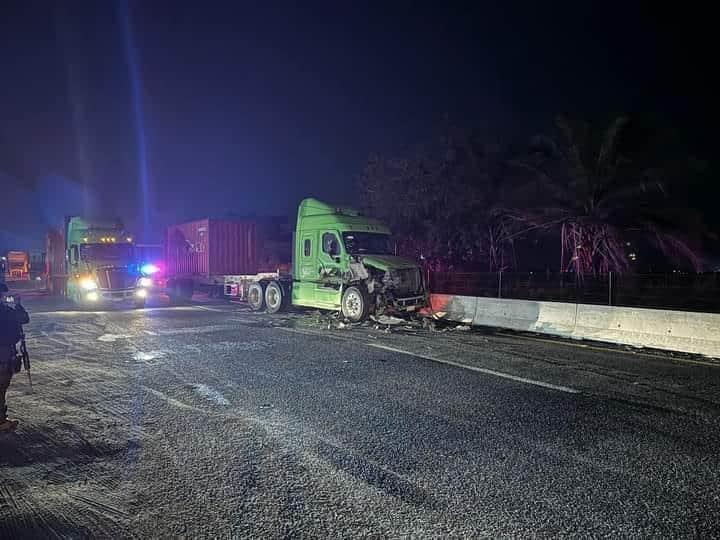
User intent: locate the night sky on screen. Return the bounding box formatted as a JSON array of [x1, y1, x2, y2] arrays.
[[1, 1, 714, 250]]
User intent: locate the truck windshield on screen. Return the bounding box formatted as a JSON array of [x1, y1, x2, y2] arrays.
[[80, 244, 134, 262], [342, 232, 392, 255], [135, 245, 163, 262]]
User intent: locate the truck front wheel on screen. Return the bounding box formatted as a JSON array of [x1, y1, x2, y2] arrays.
[[341, 285, 370, 322], [248, 282, 265, 311], [265, 281, 286, 314]]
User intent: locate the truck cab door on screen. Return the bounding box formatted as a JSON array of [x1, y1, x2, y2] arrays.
[[314, 231, 344, 308], [292, 232, 317, 306]]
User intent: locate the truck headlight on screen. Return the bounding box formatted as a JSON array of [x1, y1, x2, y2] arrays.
[[86, 291, 99, 301], [80, 277, 98, 290], [135, 288, 148, 298], [138, 277, 152, 288]]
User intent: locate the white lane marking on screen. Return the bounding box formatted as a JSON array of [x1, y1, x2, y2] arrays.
[[157, 324, 238, 335], [191, 384, 230, 406], [30, 306, 203, 316], [133, 351, 167, 362], [368, 343, 580, 394], [193, 305, 236, 313], [143, 386, 206, 413], [279, 326, 579, 393], [99, 323, 237, 341], [97, 334, 132, 342]]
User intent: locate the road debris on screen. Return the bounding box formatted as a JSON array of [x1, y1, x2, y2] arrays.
[[191, 384, 230, 406], [372, 315, 406, 326]]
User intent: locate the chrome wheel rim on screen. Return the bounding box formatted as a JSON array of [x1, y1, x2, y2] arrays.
[[249, 288, 260, 306], [267, 287, 279, 307], [344, 289, 363, 319]]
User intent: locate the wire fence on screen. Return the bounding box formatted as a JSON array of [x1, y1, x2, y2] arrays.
[[428, 271, 720, 314]]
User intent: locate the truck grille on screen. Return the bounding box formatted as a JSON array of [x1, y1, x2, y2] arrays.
[[393, 268, 423, 296], [96, 268, 135, 290]]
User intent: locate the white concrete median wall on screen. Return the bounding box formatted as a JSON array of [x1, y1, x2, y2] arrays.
[[573, 304, 720, 357], [430, 294, 720, 358]]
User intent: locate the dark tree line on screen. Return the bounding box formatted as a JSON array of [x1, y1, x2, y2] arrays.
[[358, 116, 709, 274]]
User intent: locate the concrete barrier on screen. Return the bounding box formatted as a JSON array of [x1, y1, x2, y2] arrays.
[[472, 297, 577, 336], [573, 304, 720, 358], [430, 294, 720, 358]]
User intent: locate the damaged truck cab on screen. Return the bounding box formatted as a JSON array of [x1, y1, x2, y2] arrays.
[[238, 198, 427, 322], [292, 199, 426, 321]]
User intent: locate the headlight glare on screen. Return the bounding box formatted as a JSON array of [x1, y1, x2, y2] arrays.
[[80, 278, 98, 291]]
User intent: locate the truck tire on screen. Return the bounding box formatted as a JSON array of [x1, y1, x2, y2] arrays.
[[341, 285, 370, 322], [134, 298, 146, 309], [247, 282, 265, 311], [179, 279, 194, 301], [265, 281, 286, 314]]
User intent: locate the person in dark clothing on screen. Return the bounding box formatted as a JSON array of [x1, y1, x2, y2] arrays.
[[0, 282, 30, 432]]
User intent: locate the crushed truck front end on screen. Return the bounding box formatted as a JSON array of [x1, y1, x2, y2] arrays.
[[354, 255, 427, 313]]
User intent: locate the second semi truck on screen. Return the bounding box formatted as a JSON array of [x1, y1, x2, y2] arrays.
[[46, 217, 150, 308], [3, 251, 30, 281]]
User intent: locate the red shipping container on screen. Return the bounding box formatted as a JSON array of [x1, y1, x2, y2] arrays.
[[165, 219, 259, 278], [46, 228, 67, 295], [45, 229, 65, 277]]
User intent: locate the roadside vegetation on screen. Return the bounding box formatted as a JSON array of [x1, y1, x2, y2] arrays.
[[359, 115, 712, 275]]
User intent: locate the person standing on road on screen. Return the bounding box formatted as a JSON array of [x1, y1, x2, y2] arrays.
[[0, 282, 30, 432]]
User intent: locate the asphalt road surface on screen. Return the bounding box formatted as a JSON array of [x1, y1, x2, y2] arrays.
[[1, 293, 719, 538]]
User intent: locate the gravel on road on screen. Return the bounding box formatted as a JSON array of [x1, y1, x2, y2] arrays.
[[1, 297, 719, 538]]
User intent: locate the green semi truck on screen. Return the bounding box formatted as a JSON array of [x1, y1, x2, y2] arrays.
[[224, 198, 427, 321], [48, 216, 150, 308]]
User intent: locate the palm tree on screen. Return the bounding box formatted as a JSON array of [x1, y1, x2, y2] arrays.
[[511, 115, 703, 274]]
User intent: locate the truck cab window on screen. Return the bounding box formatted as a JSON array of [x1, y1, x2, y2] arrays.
[[303, 239, 311, 257], [322, 233, 340, 257]]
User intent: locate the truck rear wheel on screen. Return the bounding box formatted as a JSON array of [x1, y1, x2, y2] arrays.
[[341, 285, 370, 322], [265, 281, 286, 314], [167, 279, 181, 305], [179, 279, 194, 301], [247, 282, 265, 311]]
